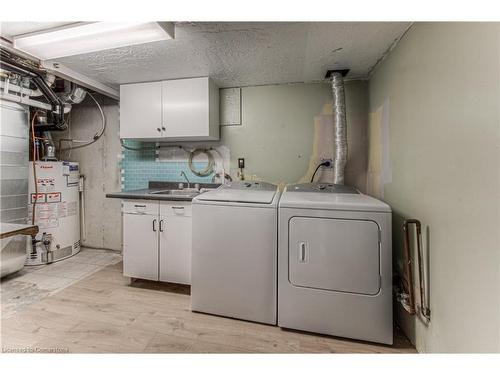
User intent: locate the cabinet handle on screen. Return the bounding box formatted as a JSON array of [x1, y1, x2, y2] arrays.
[[134, 204, 146, 208], [161, 126, 166, 131], [172, 206, 185, 210], [159, 219, 165, 232], [299, 242, 307, 262], [157, 127, 161, 132], [152, 219, 157, 232]]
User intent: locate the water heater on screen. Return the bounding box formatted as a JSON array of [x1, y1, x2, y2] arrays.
[[27, 161, 80, 265]]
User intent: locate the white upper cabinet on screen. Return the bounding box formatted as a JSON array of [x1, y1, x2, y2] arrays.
[[120, 77, 219, 141], [120, 81, 163, 139], [162, 77, 219, 140]]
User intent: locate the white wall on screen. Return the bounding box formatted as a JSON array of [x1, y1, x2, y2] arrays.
[[368, 22, 500, 352], [53, 95, 122, 251]]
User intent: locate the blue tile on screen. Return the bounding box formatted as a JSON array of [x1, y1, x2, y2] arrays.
[[121, 141, 215, 191]]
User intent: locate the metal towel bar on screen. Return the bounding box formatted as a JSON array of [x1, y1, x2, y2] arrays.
[[399, 219, 431, 323]]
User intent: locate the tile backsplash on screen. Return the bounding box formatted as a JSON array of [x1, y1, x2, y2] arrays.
[[121, 140, 214, 191]]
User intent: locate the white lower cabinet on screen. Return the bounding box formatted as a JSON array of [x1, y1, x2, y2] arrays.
[[159, 202, 192, 284], [122, 200, 192, 284], [122, 201, 159, 281]]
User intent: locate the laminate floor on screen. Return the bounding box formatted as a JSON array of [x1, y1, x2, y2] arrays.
[[1, 261, 416, 353], [1, 247, 122, 319]]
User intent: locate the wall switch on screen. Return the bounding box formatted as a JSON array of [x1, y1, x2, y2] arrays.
[[238, 158, 245, 169]]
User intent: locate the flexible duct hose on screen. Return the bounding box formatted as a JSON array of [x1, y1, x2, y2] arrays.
[[331, 72, 348, 185]]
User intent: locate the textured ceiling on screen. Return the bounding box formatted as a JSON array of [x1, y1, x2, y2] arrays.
[[1, 22, 410, 89]]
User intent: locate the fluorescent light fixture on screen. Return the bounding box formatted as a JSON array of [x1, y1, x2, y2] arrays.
[[13, 22, 175, 60]]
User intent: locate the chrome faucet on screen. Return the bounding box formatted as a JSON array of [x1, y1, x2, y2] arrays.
[[180, 171, 190, 189]]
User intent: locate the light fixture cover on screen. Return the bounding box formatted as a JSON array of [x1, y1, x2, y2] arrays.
[[13, 22, 174, 60]]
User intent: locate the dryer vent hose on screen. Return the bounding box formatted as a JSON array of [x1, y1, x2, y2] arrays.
[[331, 72, 347, 185]]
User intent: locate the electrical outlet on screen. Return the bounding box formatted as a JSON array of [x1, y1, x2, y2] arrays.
[[238, 158, 245, 169], [321, 158, 333, 168]]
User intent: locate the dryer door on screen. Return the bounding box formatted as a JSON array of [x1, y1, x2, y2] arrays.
[[288, 217, 380, 295]]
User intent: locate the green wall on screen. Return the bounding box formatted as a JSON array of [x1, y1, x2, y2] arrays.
[[369, 22, 500, 352], [222, 81, 368, 189], [61, 81, 369, 251]]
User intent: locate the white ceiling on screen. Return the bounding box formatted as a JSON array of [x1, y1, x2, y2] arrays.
[[1, 22, 410, 89], [1, 22, 75, 37]]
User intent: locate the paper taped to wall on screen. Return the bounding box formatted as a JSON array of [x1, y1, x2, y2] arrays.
[[299, 103, 335, 183], [367, 99, 392, 198]]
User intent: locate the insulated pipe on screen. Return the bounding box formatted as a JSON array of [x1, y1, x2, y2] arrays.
[[0, 74, 55, 98], [0, 91, 52, 110], [0, 51, 66, 130], [0, 82, 73, 113], [0, 80, 42, 97], [331, 72, 348, 185]]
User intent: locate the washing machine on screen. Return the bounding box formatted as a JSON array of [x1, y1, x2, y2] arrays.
[[278, 183, 393, 344], [191, 181, 280, 325]]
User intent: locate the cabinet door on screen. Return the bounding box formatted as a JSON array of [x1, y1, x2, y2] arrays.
[[120, 82, 163, 139], [288, 217, 380, 295], [123, 213, 159, 280], [162, 77, 209, 139], [159, 204, 192, 284]]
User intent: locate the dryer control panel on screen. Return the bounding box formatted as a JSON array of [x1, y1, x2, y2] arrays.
[[288, 183, 359, 194]]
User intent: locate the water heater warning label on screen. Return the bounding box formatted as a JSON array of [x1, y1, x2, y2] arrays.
[[67, 201, 77, 216], [31, 193, 46, 203], [28, 201, 78, 229], [37, 218, 59, 229], [46, 192, 62, 203], [36, 178, 55, 192]]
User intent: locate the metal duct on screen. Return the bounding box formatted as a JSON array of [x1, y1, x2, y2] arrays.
[[0, 74, 56, 98], [0, 48, 66, 130], [41, 131, 57, 161], [331, 72, 348, 185]]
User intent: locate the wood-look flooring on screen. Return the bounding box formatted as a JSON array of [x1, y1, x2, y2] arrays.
[[1, 262, 416, 353]]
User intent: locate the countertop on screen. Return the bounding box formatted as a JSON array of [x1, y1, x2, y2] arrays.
[[106, 181, 221, 202], [1, 222, 39, 239]]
